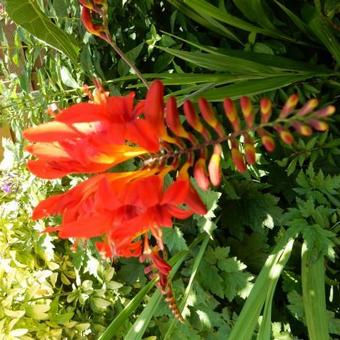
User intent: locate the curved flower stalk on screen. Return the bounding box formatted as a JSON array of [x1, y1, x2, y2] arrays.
[[79, 0, 149, 88]]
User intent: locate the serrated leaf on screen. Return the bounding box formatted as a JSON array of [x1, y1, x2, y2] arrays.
[[199, 261, 224, 298], [163, 227, 188, 252]]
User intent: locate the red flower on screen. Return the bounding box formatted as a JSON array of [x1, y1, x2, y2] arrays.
[[23, 85, 162, 179], [34, 171, 206, 257]]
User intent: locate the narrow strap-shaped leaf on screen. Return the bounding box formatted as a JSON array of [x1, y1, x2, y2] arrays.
[[160, 31, 328, 73], [163, 234, 211, 339], [301, 240, 329, 340], [166, 0, 242, 43], [158, 47, 273, 74], [229, 230, 297, 340], [274, 0, 311, 37], [98, 280, 155, 340], [233, 0, 277, 31], [5, 0, 80, 64], [181, 0, 306, 44], [185, 74, 315, 102], [308, 10, 340, 66], [256, 238, 296, 340]]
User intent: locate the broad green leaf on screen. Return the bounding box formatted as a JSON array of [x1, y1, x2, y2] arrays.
[[301, 240, 329, 340], [5, 0, 79, 63]]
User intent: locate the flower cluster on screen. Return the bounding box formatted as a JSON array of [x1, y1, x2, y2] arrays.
[[24, 77, 334, 320], [24, 81, 207, 320]]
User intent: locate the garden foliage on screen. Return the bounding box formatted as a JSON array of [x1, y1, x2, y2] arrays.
[[0, 0, 339, 339]]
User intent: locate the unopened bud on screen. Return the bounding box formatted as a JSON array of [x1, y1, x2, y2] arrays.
[[208, 144, 222, 186], [280, 130, 294, 144], [257, 128, 275, 152], [262, 135, 275, 152], [308, 119, 329, 131], [280, 94, 299, 118], [194, 158, 210, 191], [292, 122, 312, 136], [244, 143, 256, 165], [184, 100, 210, 141], [260, 97, 272, 123], [240, 96, 254, 127], [81, 7, 105, 36], [223, 98, 240, 132], [231, 148, 246, 173], [166, 97, 190, 139], [199, 98, 225, 137], [297, 98, 319, 116], [315, 105, 335, 117]]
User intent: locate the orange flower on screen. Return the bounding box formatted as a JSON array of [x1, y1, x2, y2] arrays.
[[24, 86, 163, 178], [35, 171, 206, 257]]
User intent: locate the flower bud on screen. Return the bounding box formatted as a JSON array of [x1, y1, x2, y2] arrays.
[[308, 119, 328, 131], [260, 97, 272, 123], [165, 97, 190, 139], [198, 98, 225, 137], [231, 148, 246, 173], [315, 105, 335, 117], [183, 100, 210, 141], [297, 98, 319, 116], [280, 94, 299, 118], [275, 125, 294, 144], [194, 157, 210, 191], [257, 128, 275, 152], [208, 144, 222, 186], [245, 143, 256, 165], [240, 96, 254, 128], [223, 98, 240, 132], [292, 122, 312, 136]]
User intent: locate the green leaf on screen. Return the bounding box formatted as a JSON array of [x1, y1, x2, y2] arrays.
[[274, 0, 311, 36], [181, 0, 302, 43], [308, 10, 340, 65], [159, 47, 276, 74], [118, 43, 144, 76], [6, 0, 79, 63], [123, 234, 206, 340], [229, 231, 296, 340], [232, 0, 277, 31], [163, 227, 188, 253], [60, 66, 78, 89], [166, 0, 242, 43], [98, 280, 155, 340], [188, 74, 318, 101], [163, 234, 210, 339], [301, 240, 329, 340]]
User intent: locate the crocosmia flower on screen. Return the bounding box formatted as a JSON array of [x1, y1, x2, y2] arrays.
[[24, 80, 207, 321], [23, 82, 164, 179]]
